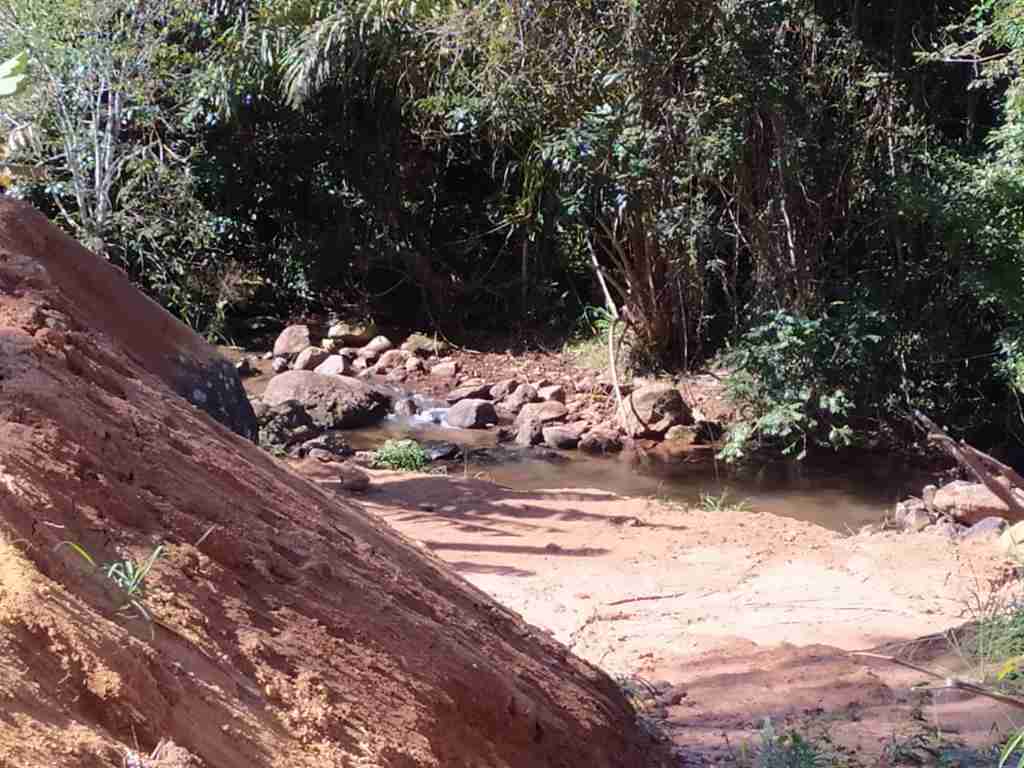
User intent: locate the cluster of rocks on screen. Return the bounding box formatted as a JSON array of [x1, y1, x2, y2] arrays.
[[268, 321, 450, 383], [252, 322, 721, 463], [425, 377, 704, 456], [893, 479, 1024, 549]]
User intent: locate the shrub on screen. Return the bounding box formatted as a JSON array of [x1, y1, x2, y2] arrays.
[[718, 310, 880, 462], [371, 439, 429, 471]]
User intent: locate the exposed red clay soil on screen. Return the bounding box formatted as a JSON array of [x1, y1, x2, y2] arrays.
[[0, 199, 668, 767], [357, 471, 1021, 764]]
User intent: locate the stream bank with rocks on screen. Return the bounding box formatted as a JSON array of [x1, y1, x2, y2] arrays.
[[244, 321, 726, 463], [235, 322, 1021, 543]]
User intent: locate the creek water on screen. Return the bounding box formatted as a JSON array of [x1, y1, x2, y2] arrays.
[[345, 405, 914, 532], [228, 347, 915, 532]]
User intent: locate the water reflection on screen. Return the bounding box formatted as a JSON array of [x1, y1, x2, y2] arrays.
[[346, 417, 913, 531]]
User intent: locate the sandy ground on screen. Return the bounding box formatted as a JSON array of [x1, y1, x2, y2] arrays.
[[356, 470, 1023, 764]]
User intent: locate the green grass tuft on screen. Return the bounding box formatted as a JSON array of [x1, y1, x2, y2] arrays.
[[371, 439, 429, 471]]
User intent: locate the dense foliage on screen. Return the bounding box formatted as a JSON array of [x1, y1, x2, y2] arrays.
[[1, 0, 1023, 458]]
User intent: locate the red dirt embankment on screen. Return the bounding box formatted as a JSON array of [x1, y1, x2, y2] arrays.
[[0, 199, 666, 767]]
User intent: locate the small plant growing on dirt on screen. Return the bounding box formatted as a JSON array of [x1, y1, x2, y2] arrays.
[[739, 719, 828, 768], [699, 489, 752, 513], [371, 439, 429, 471], [60, 541, 164, 622]]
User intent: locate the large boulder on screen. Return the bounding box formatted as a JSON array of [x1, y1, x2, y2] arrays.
[[933, 480, 1021, 526], [447, 399, 499, 429], [273, 324, 312, 358], [619, 383, 691, 438], [262, 370, 390, 429]]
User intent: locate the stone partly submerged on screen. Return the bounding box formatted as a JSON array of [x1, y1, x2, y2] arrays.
[[0, 198, 666, 767], [261, 370, 390, 429]]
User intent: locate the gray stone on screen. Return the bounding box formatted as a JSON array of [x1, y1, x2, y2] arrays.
[[314, 355, 352, 377], [579, 429, 623, 455], [273, 325, 312, 358], [516, 418, 544, 447], [447, 383, 493, 404], [376, 349, 405, 371], [326, 321, 377, 346], [262, 371, 390, 430], [362, 335, 394, 356], [894, 498, 929, 529], [543, 424, 583, 449], [922, 484, 938, 513], [446, 399, 498, 429], [394, 398, 419, 418], [619, 383, 692, 438], [490, 378, 519, 400], [961, 516, 1008, 541], [663, 424, 699, 446], [258, 399, 321, 451], [292, 346, 330, 371], [401, 333, 450, 357], [297, 432, 353, 460], [537, 385, 566, 403], [933, 480, 1017, 526], [430, 361, 459, 378], [500, 384, 539, 413], [422, 441, 461, 461], [335, 462, 371, 492], [271, 356, 289, 373], [517, 401, 568, 425], [250, 398, 268, 420]]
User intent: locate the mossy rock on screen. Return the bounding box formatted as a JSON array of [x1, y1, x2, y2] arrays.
[[401, 333, 450, 357]]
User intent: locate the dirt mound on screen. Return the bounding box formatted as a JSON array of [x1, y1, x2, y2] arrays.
[[0, 199, 665, 767]]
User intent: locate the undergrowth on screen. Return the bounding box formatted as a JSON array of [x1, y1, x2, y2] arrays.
[[734, 719, 841, 768], [371, 439, 429, 471], [59, 541, 164, 624], [699, 489, 752, 513]]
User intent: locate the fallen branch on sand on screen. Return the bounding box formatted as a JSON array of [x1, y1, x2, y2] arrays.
[[852, 651, 1024, 711]]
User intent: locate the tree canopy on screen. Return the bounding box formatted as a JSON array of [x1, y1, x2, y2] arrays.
[[2, 0, 1024, 459]]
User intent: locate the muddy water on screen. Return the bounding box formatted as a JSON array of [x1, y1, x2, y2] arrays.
[[227, 347, 909, 531], [346, 415, 911, 532]]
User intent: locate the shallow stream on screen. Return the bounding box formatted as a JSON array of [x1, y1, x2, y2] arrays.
[[230, 347, 917, 532], [346, 399, 916, 532]]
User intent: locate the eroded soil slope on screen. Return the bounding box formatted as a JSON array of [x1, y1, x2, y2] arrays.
[[0, 199, 665, 767]]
